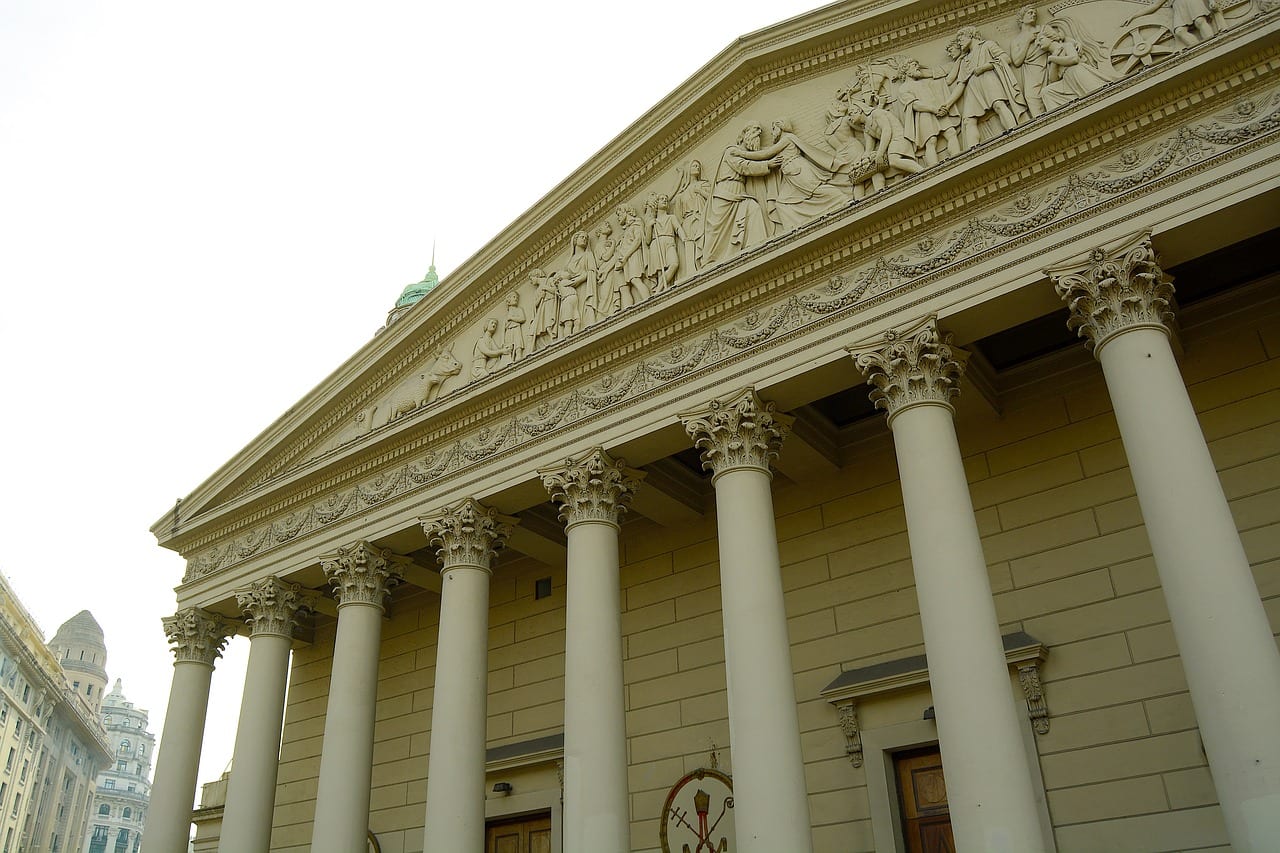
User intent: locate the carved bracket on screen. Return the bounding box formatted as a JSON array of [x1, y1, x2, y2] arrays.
[[1017, 661, 1051, 735], [836, 701, 864, 768]]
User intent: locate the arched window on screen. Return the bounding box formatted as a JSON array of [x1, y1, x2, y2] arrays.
[[118, 740, 130, 754], [121, 807, 131, 820], [98, 804, 110, 816]]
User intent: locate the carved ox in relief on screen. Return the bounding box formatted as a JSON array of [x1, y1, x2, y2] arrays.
[[388, 346, 463, 423]]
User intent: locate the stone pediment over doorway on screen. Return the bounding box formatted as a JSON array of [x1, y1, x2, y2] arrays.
[[155, 0, 1280, 588]]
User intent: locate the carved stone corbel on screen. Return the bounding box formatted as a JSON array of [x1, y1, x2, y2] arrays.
[[1017, 661, 1051, 735], [836, 701, 864, 768]]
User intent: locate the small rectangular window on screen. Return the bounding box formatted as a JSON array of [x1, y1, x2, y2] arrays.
[[535, 577, 553, 599]]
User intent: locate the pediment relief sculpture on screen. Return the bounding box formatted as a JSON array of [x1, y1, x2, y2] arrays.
[[296, 0, 1269, 469], [183, 81, 1280, 583]]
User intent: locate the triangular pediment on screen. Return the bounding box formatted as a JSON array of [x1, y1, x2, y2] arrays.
[[157, 0, 1273, 549]]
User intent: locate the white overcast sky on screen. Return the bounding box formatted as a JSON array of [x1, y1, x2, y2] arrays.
[[0, 0, 830, 804]]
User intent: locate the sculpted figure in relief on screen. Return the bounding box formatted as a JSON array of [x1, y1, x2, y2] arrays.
[[530, 268, 559, 351], [390, 345, 462, 420], [848, 93, 924, 193], [1124, 0, 1218, 45], [671, 160, 711, 274], [613, 206, 651, 310], [593, 222, 623, 319], [503, 292, 527, 362], [702, 122, 784, 266], [1038, 23, 1117, 110], [559, 230, 599, 328], [1009, 6, 1050, 118], [824, 94, 870, 199], [649, 195, 684, 293], [896, 59, 962, 167], [471, 318, 506, 378], [946, 27, 1026, 149], [766, 118, 852, 231]]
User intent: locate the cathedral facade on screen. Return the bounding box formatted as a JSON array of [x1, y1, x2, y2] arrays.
[[146, 1, 1280, 851]]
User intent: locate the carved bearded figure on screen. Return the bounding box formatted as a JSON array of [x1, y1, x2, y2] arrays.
[[896, 59, 962, 167], [947, 26, 1025, 149], [649, 195, 683, 293], [593, 221, 623, 318], [702, 122, 783, 266], [765, 118, 851, 230], [614, 206, 651, 309]]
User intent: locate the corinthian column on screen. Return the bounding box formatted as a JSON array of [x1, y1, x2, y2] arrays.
[[540, 449, 643, 853], [141, 608, 233, 853], [851, 319, 1047, 853], [1049, 233, 1280, 850], [680, 389, 813, 853], [220, 578, 315, 853], [420, 500, 515, 853], [310, 542, 407, 853]]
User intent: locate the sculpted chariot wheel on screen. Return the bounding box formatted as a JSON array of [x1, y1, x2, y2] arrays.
[[1110, 16, 1178, 75]]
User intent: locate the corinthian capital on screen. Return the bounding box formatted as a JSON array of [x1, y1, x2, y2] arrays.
[[849, 316, 964, 423], [420, 499, 516, 572], [1046, 231, 1175, 355], [680, 388, 792, 479], [320, 541, 407, 609], [540, 448, 644, 530], [234, 577, 316, 638], [162, 608, 235, 666]]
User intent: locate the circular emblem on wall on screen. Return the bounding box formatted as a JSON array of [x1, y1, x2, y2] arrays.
[[659, 767, 735, 853]]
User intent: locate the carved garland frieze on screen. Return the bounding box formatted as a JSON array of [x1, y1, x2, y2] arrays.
[[182, 85, 1280, 582]]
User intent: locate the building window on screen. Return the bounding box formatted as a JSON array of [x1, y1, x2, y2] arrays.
[[4, 827, 12, 853], [118, 740, 130, 754], [103, 779, 113, 789], [12, 721, 20, 740], [98, 804, 109, 816], [86, 684, 93, 697], [20, 686, 28, 704], [113, 829, 129, 853], [19, 760, 27, 783], [5, 748, 14, 772], [121, 807, 130, 820], [116, 760, 126, 772], [11, 792, 21, 818], [0, 704, 7, 724], [71, 682, 78, 692], [136, 744, 144, 756]]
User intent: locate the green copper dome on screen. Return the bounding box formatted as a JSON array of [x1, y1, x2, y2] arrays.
[[395, 263, 439, 309]]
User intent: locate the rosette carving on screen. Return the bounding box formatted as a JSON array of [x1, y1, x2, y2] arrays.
[[849, 317, 965, 422], [234, 577, 316, 638], [420, 498, 516, 571], [1046, 232, 1175, 355], [540, 448, 644, 529], [162, 608, 235, 666], [680, 388, 792, 478], [320, 541, 408, 609]]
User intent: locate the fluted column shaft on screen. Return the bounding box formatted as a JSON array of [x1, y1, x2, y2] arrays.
[[310, 543, 406, 853], [853, 320, 1047, 853], [681, 389, 813, 853], [421, 500, 515, 853], [219, 578, 314, 853], [542, 449, 642, 853], [141, 609, 232, 853], [1050, 234, 1280, 850]]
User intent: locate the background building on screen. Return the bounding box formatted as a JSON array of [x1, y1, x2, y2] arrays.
[[83, 681, 153, 853], [0, 583, 111, 853], [147, 2, 1280, 851]]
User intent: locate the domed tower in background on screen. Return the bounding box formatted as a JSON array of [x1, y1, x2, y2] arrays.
[[384, 249, 441, 329], [48, 610, 108, 713], [84, 680, 155, 853]]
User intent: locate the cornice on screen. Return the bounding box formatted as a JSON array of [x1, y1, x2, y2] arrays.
[[168, 15, 1279, 583]]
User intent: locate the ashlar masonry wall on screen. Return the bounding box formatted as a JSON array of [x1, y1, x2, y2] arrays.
[[267, 300, 1280, 853]]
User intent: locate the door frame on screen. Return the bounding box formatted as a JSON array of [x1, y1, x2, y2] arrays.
[[485, 790, 561, 853]]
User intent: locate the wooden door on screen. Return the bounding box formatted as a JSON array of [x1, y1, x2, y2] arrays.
[[895, 746, 955, 853], [485, 813, 552, 853]]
